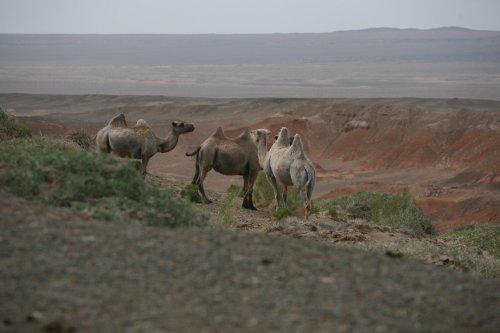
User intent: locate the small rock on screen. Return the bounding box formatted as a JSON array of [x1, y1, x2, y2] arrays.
[[3, 318, 14, 327], [320, 276, 335, 284], [26, 311, 44, 323], [439, 255, 451, 264], [385, 250, 403, 258], [44, 320, 76, 333], [261, 257, 273, 265], [81, 235, 95, 243]]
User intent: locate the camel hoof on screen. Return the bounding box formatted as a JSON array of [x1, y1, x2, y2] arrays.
[[242, 201, 257, 210]]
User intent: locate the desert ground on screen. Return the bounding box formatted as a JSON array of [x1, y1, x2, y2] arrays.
[[1, 28, 500, 331], [1, 93, 500, 331]]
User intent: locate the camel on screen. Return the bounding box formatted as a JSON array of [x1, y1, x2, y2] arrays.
[[96, 113, 195, 175], [186, 127, 270, 210], [259, 127, 316, 219]]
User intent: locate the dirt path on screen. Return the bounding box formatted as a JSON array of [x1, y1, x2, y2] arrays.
[[1, 187, 499, 332]]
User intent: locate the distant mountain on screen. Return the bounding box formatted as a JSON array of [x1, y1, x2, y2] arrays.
[[348, 26, 478, 33]]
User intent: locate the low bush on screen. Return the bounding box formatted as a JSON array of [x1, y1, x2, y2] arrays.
[[322, 190, 434, 235], [0, 137, 205, 228], [0, 107, 31, 140], [441, 225, 499, 258]]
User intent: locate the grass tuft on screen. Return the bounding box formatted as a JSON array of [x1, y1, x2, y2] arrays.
[[0, 136, 205, 228], [0, 107, 31, 140], [180, 183, 203, 203], [320, 190, 434, 235], [218, 184, 241, 227], [272, 208, 294, 220], [253, 171, 275, 207], [67, 130, 94, 150]]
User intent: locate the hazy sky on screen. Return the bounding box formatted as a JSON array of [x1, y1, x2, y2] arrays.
[[1, 0, 499, 34]]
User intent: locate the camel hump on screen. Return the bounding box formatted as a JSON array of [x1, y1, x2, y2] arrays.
[[290, 134, 305, 156], [212, 126, 225, 139], [237, 128, 251, 141], [275, 127, 290, 146], [108, 113, 127, 127], [134, 119, 150, 128]]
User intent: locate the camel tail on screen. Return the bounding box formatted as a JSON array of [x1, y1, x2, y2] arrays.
[[304, 162, 316, 203], [186, 147, 201, 157]]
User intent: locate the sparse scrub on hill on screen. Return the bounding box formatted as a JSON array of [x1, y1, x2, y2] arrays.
[[218, 184, 241, 227], [0, 136, 204, 228], [347, 237, 499, 278], [0, 107, 31, 140], [67, 129, 94, 150], [321, 191, 435, 235], [441, 225, 499, 258]]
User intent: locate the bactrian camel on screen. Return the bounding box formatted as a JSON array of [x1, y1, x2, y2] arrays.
[[186, 127, 270, 210], [260, 127, 316, 219], [96, 113, 195, 175]]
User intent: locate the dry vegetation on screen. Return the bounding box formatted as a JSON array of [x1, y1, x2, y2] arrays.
[[0, 109, 205, 228]]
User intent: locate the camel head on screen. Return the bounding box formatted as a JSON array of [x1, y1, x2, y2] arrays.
[[250, 128, 271, 146], [171, 121, 195, 135]]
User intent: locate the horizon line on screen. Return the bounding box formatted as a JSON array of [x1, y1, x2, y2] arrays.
[[2, 26, 500, 35]]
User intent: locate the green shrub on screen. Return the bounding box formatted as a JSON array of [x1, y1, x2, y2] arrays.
[[272, 208, 294, 220], [67, 130, 94, 150], [180, 183, 203, 203], [252, 171, 275, 207], [218, 184, 241, 227], [0, 107, 31, 140], [441, 225, 499, 258], [0, 137, 204, 228], [322, 190, 434, 235]]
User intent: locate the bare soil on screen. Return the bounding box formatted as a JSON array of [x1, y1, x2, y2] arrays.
[[1, 189, 499, 332]]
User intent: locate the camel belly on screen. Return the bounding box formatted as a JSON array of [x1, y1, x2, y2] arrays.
[[271, 159, 293, 186], [108, 131, 143, 159], [212, 150, 249, 176]]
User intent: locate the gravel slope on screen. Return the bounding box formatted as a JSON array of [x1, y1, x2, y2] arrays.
[[0, 191, 498, 332]]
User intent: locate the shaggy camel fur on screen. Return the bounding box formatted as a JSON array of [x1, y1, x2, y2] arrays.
[[186, 127, 269, 210], [261, 127, 316, 219], [96, 113, 194, 174]]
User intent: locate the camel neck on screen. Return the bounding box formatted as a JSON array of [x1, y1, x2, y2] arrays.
[[257, 136, 268, 168], [157, 129, 179, 153]]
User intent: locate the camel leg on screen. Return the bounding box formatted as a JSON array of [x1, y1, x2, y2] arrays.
[[140, 156, 150, 176], [197, 166, 212, 204], [191, 153, 200, 184], [282, 186, 288, 207], [267, 173, 283, 210], [242, 171, 258, 210], [300, 187, 312, 220]]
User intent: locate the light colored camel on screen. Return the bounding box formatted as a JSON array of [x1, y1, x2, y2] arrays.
[[96, 113, 194, 174], [260, 127, 316, 219], [186, 127, 270, 210]]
